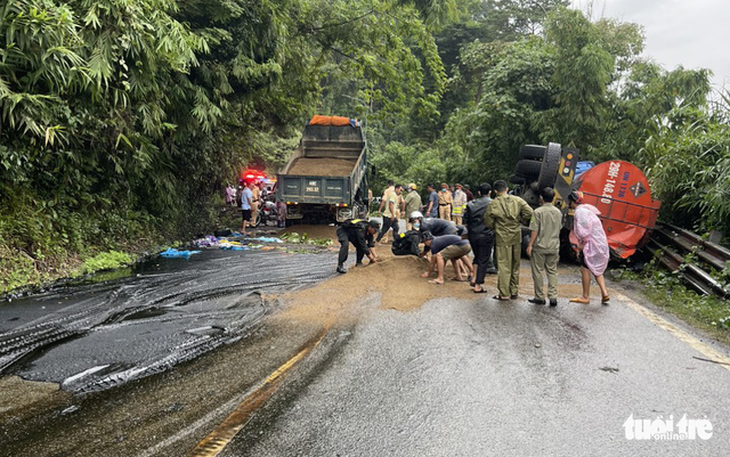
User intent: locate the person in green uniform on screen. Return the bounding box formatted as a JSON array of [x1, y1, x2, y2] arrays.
[[403, 183, 422, 230], [484, 180, 533, 300], [526, 187, 563, 306]]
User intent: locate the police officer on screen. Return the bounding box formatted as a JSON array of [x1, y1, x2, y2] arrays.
[[336, 219, 380, 274]]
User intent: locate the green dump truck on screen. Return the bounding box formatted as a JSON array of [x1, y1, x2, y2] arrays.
[[276, 116, 371, 224]]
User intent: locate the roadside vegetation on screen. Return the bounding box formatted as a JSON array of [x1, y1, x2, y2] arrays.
[[2, 0, 729, 308], [616, 261, 730, 345]]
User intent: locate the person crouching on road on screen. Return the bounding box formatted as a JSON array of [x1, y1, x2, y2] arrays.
[[526, 187, 563, 306], [567, 191, 611, 304], [376, 184, 402, 244], [336, 219, 380, 274], [484, 180, 533, 300], [420, 232, 472, 285]]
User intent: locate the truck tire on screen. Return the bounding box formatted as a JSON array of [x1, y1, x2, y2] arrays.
[[509, 174, 526, 185], [519, 144, 546, 160], [521, 188, 540, 207], [516, 159, 542, 177], [537, 142, 561, 189]]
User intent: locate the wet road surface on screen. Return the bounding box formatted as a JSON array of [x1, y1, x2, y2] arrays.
[[2, 246, 730, 457], [223, 290, 730, 456], [1, 250, 333, 393]]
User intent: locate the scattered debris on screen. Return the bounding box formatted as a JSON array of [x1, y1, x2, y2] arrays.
[[61, 405, 79, 415], [159, 248, 202, 258], [692, 356, 730, 367], [279, 231, 332, 246], [599, 366, 620, 374]]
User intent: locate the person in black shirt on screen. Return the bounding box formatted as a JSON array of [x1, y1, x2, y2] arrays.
[[336, 219, 380, 274], [464, 182, 496, 293]]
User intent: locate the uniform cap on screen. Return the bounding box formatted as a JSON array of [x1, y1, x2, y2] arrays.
[[408, 183, 417, 190]]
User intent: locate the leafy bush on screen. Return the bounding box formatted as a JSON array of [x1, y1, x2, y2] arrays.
[[76, 251, 134, 276]]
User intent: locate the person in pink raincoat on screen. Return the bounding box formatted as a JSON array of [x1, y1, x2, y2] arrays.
[[568, 191, 610, 304]]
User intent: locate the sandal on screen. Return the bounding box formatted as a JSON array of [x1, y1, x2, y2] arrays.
[[429, 280, 444, 285], [473, 288, 488, 294], [570, 297, 590, 304], [492, 295, 510, 301], [601, 295, 610, 304]]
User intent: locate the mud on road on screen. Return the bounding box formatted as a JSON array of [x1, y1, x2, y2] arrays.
[[0, 226, 628, 457]]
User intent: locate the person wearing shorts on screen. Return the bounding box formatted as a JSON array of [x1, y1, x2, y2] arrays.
[[240, 181, 254, 237], [420, 233, 472, 284]]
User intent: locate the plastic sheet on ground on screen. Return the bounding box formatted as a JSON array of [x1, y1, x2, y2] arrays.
[[248, 236, 284, 243], [159, 248, 202, 258], [191, 233, 283, 251]]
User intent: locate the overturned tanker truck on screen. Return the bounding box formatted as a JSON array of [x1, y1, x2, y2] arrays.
[[509, 143, 661, 260]]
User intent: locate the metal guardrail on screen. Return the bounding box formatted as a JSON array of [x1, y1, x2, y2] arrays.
[[649, 222, 730, 299]]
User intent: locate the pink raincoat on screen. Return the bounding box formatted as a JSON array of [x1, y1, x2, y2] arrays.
[[573, 204, 609, 276]]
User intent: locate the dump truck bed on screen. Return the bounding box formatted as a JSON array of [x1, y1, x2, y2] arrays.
[[286, 157, 358, 176]]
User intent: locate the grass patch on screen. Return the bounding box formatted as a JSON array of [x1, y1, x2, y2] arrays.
[[615, 264, 730, 345], [75, 251, 134, 276]]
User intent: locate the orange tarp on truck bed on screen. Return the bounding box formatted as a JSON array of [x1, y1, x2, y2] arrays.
[[309, 115, 357, 127]]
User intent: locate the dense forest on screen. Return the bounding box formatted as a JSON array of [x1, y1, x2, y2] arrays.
[[1, 0, 729, 292]]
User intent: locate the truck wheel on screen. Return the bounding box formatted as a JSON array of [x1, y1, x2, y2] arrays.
[[537, 142, 561, 189], [519, 144, 546, 160], [521, 188, 540, 207], [509, 174, 525, 185], [516, 159, 542, 177]]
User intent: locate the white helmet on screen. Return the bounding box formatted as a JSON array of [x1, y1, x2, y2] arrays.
[[409, 210, 424, 221]]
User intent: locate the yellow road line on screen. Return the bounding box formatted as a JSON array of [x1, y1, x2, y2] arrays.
[[615, 292, 730, 373], [188, 324, 331, 457]]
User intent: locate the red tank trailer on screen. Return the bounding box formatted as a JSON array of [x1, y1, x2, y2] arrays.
[[573, 160, 661, 258], [511, 144, 661, 259]]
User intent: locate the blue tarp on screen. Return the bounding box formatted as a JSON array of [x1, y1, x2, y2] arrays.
[[159, 248, 202, 258]]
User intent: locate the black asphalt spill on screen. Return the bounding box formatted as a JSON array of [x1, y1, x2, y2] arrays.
[[0, 250, 334, 393]]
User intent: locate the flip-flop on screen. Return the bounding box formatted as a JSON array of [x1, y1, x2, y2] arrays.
[[473, 289, 488, 294], [492, 295, 510, 301], [570, 297, 590, 304], [602, 295, 610, 304], [429, 280, 444, 285]]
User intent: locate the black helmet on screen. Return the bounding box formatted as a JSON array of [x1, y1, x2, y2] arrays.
[[421, 231, 434, 241]]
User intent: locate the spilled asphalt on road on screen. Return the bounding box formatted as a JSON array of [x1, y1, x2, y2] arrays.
[[1, 249, 334, 394], [2, 235, 730, 457]]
